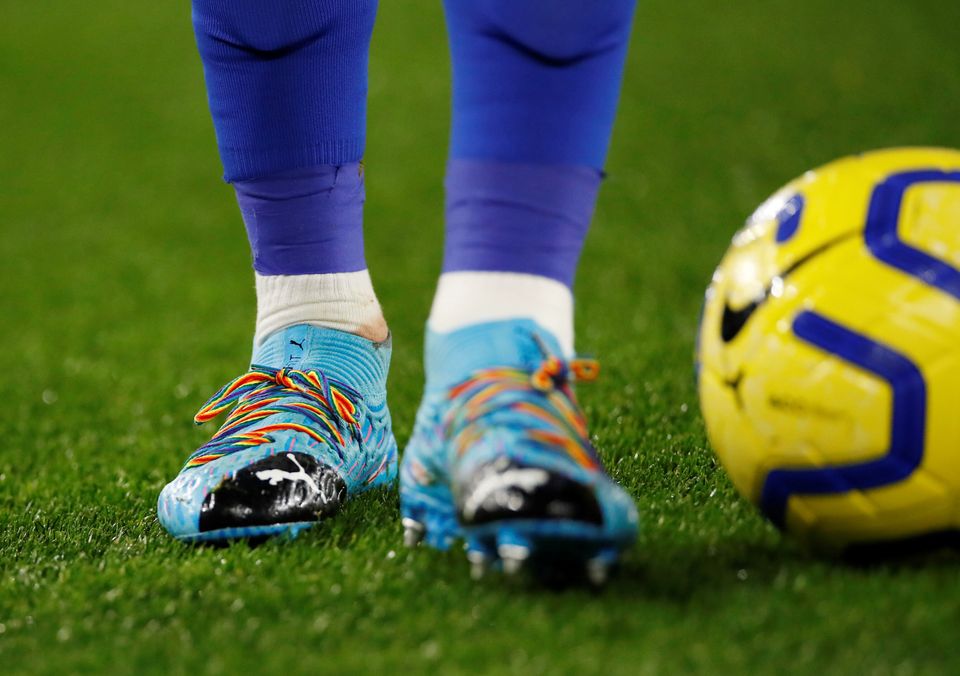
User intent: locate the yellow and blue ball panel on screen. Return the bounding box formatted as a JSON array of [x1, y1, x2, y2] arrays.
[[698, 147, 960, 549]]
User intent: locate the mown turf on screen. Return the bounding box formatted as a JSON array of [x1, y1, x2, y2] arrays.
[[3, 1, 960, 673]]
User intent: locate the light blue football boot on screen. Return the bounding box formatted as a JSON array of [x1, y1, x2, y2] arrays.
[[158, 324, 397, 543], [400, 319, 638, 583]]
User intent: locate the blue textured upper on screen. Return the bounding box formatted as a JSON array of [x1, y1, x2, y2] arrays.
[[157, 324, 397, 538], [401, 319, 638, 543]]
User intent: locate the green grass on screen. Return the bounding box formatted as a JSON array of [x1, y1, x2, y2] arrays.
[[3, 0, 960, 673]]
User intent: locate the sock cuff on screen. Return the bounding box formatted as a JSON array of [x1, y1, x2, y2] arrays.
[[256, 268, 377, 298], [254, 270, 386, 345], [220, 139, 368, 185], [428, 271, 574, 355]]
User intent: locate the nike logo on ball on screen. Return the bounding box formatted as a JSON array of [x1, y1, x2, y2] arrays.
[[720, 231, 857, 343]]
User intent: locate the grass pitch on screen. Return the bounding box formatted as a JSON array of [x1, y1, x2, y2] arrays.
[[3, 1, 960, 673]]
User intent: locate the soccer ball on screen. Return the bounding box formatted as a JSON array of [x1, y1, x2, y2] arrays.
[[697, 147, 960, 551]]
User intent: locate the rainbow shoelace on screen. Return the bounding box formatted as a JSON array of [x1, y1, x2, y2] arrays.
[[185, 366, 362, 469], [444, 348, 603, 471]]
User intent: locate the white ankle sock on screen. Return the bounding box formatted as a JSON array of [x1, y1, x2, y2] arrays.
[[427, 271, 574, 355], [254, 270, 388, 345]]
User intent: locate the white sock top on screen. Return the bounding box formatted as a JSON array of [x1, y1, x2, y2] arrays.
[[428, 271, 574, 356], [254, 270, 388, 345]]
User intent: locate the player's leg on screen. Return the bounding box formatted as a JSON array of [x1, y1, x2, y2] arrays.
[[158, 0, 397, 542], [401, 0, 639, 581]]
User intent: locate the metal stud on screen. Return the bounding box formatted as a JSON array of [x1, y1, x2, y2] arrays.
[[466, 549, 490, 580], [497, 543, 530, 576], [585, 557, 610, 586], [401, 517, 425, 548]]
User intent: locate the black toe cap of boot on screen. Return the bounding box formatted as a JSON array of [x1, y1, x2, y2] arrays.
[[455, 459, 603, 527], [199, 452, 347, 532]]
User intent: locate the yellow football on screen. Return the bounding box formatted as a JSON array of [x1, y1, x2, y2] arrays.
[[697, 147, 960, 551]]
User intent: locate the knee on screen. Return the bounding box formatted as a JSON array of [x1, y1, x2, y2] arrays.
[[193, 0, 377, 55], [465, 0, 636, 63]]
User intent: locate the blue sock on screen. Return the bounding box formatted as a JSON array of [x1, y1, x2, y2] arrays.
[[234, 164, 367, 275], [442, 0, 637, 287], [193, 0, 376, 275], [193, 0, 375, 182]]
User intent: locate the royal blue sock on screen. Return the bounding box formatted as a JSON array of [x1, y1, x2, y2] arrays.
[[442, 0, 637, 288], [193, 0, 376, 275], [193, 0, 376, 182]]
